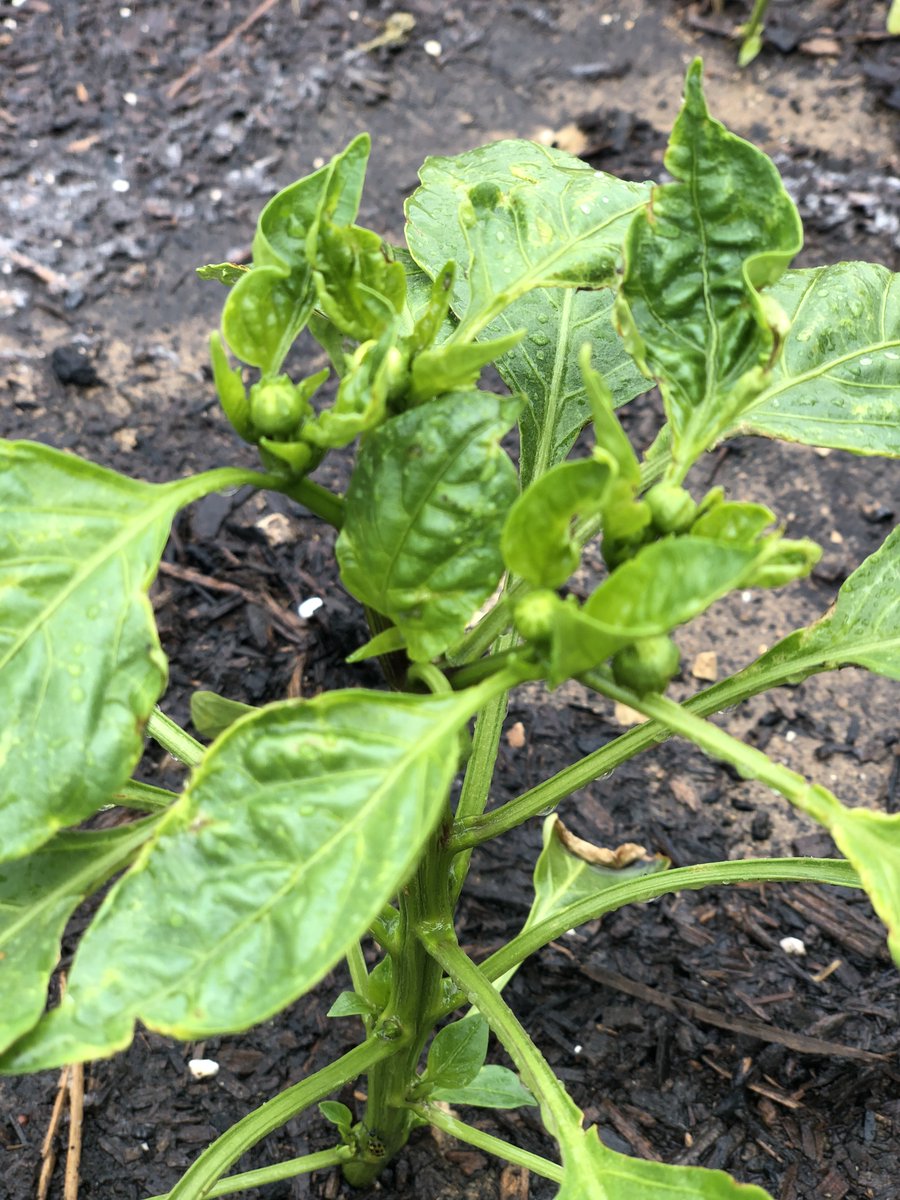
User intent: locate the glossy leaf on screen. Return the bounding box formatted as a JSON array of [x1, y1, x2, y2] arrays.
[[196, 262, 250, 285], [302, 325, 399, 449], [410, 330, 523, 404], [700, 525, 900, 704], [0, 687, 490, 1070], [406, 140, 651, 340], [430, 1064, 537, 1109], [558, 1124, 773, 1200], [222, 136, 369, 374], [501, 455, 616, 588], [424, 1014, 489, 1089], [0, 442, 250, 863], [336, 391, 521, 661], [0, 818, 159, 1055], [729, 263, 900, 456], [311, 220, 406, 341], [616, 59, 802, 474]]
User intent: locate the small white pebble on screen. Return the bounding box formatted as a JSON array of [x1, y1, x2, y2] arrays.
[[741, 590, 753, 603], [141, 1142, 150, 1152], [312, 156, 325, 169], [2, 18, 17, 28], [112, 178, 130, 193], [188, 1058, 220, 1080], [210, 188, 222, 202], [424, 39, 442, 57], [119, 6, 132, 16], [785, 730, 796, 742], [123, 92, 138, 106], [779, 936, 806, 957], [573, 1044, 583, 1055], [12, 0, 27, 7], [297, 596, 324, 619]]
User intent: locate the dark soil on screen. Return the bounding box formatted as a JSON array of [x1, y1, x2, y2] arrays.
[[1, 3, 899, 1199]]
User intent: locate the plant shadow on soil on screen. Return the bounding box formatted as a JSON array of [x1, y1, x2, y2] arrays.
[[1, 2, 898, 1198]]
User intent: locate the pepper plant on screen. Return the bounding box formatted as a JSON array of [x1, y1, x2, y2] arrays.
[[1, 61, 898, 1200]]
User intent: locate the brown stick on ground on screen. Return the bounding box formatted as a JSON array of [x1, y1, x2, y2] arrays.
[[37, 1065, 70, 1200], [579, 960, 889, 1063], [166, 0, 282, 100], [63, 1061, 84, 1200]]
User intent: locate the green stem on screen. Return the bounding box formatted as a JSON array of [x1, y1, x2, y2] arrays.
[[144, 1147, 351, 1200], [409, 1103, 563, 1184], [274, 476, 345, 528], [346, 818, 462, 1187], [146, 709, 205, 769], [461, 857, 860, 1013], [449, 656, 807, 852], [419, 931, 582, 1142], [583, 672, 836, 827], [166, 1038, 396, 1200], [449, 684, 509, 905]]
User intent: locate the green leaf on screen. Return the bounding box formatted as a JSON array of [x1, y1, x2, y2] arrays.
[[728, 263, 900, 456], [326, 992, 375, 1019], [345, 625, 407, 664], [406, 140, 651, 340], [311, 221, 406, 341], [336, 391, 521, 661], [615, 59, 802, 475], [816, 800, 900, 966], [430, 1064, 537, 1109], [701, 526, 900, 701], [318, 1100, 354, 1140], [410, 330, 524, 404], [424, 1014, 489, 1090], [0, 686, 495, 1070], [196, 262, 250, 286], [405, 143, 652, 484], [222, 136, 370, 374], [0, 818, 160, 1055], [580, 346, 641, 486], [502, 290, 653, 487], [209, 332, 252, 441], [889, 0, 900, 35], [558, 1124, 773, 1200], [303, 325, 399, 449], [529, 815, 668, 931], [0, 442, 251, 863], [501, 455, 616, 588], [190, 691, 256, 739]]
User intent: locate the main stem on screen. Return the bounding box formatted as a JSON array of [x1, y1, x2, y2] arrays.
[[343, 821, 457, 1186]]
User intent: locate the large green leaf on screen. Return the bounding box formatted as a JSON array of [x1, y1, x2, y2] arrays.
[[0, 686, 494, 1071], [615, 59, 802, 475], [495, 289, 652, 487], [699, 525, 900, 708], [222, 135, 370, 373], [558, 1125, 772, 1200], [729, 263, 900, 455], [0, 442, 252, 864], [405, 140, 651, 340], [405, 142, 651, 484], [336, 391, 521, 662], [0, 818, 160, 1055]]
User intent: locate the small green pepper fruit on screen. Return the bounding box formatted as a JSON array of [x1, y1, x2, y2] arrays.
[[514, 589, 560, 645], [611, 635, 680, 695], [249, 375, 309, 437], [645, 483, 698, 535]]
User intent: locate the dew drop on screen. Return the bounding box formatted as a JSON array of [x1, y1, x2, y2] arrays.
[[70, 686, 85, 703], [859, 356, 873, 367], [299, 804, 315, 817], [536, 350, 546, 362]]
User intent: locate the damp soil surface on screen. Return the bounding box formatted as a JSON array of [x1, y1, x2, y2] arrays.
[[1, 2, 899, 1199]]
